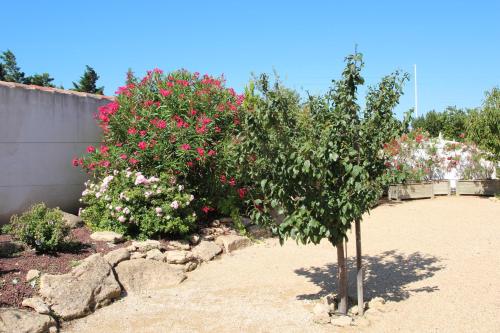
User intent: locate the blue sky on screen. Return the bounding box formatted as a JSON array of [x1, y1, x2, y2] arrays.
[[1, 0, 499, 118]]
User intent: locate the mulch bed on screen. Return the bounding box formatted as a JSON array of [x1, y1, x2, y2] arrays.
[[0, 227, 131, 308]]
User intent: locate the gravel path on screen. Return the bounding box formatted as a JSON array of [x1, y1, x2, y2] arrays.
[[64, 196, 500, 333]]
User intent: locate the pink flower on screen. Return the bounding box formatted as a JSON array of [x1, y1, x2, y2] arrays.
[[100, 160, 111, 168], [207, 149, 216, 156], [160, 89, 172, 97], [220, 175, 226, 183], [71, 157, 80, 167], [156, 119, 167, 129], [87, 145, 95, 153], [201, 206, 214, 214], [229, 178, 236, 187], [138, 141, 147, 150], [180, 144, 191, 151], [129, 158, 139, 165], [100, 145, 109, 154], [139, 130, 147, 137], [128, 128, 137, 135], [238, 188, 247, 199], [196, 147, 205, 156], [120, 154, 127, 160]]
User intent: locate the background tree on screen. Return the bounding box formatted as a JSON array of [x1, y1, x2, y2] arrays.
[[466, 87, 500, 161], [239, 53, 408, 315], [24, 73, 55, 87], [72, 65, 104, 94], [0, 63, 5, 80], [0, 50, 25, 83]]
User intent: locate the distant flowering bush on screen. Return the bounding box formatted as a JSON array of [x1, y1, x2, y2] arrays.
[[75, 69, 247, 237], [80, 169, 196, 238]]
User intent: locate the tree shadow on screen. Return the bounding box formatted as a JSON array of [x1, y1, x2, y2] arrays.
[[295, 250, 444, 302]]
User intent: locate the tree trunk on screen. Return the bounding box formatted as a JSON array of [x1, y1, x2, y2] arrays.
[[336, 240, 348, 314], [355, 218, 364, 315]]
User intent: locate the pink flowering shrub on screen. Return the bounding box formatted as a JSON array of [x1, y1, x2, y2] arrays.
[[80, 170, 196, 238], [76, 69, 247, 237]]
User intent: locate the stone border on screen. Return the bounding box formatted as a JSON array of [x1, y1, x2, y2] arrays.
[[7, 222, 259, 333]]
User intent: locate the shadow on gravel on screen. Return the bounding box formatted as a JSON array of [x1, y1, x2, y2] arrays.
[[295, 250, 444, 302]]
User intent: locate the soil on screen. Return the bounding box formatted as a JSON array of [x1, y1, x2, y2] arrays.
[[0, 227, 131, 308], [63, 196, 500, 333]]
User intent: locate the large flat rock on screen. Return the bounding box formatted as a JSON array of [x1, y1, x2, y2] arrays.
[[115, 259, 186, 295], [39, 253, 121, 320], [0, 308, 56, 333]]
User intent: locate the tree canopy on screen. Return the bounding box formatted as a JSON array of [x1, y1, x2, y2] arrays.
[[72, 65, 104, 94]]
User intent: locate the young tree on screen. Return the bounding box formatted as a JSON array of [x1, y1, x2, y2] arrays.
[[239, 53, 408, 315], [24, 73, 55, 87], [72, 65, 104, 94], [0, 50, 25, 83], [0, 63, 5, 81]]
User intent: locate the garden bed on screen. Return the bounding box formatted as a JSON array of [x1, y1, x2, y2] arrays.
[[388, 182, 434, 201], [456, 179, 499, 196], [0, 227, 131, 308]]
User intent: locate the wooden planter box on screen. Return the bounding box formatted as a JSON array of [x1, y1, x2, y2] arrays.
[[456, 179, 499, 196], [388, 183, 434, 201], [433, 180, 451, 196]]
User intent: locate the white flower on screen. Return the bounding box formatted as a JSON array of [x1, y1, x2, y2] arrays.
[[156, 188, 161, 194], [104, 195, 111, 201], [113, 170, 119, 175], [115, 206, 122, 212], [95, 192, 102, 198], [148, 176, 160, 183], [123, 207, 130, 215], [178, 185, 184, 191], [126, 171, 132, 178], [170, 201, 179, 210], [82, 189, 90, 196], [189, 194, 194, 202], [144, 191, 153, 198], [118, 216, 126, 223], [135, 174, 148, 185], [166, 215, 171, 220], [155, 207, 163, 213], [192, 212, 196, 217]]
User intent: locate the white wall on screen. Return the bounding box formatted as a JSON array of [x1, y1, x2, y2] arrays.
[[0, 81, 111, 223]]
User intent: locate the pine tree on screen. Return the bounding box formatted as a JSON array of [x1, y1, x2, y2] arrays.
[[0, 63, 5, 81], [72, 65, 104, 94], [0, 50, 25, 83], [24, 73, 55, 87]]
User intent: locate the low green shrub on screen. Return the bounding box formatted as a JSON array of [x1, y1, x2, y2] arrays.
[[3, 203, 70, 253]]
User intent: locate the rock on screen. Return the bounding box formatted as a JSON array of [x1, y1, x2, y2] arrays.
[[331, 315, 352, 327], [26, 269, 41, 282], [165, 240, 190, 251], [219, 217, 233, 224], [165, 250, 194, 264], [0, 308, 56, 333], [320, 294, 337, 314], [184, 261, 198, 272], [349, 305, 359, 315], [241, 217, 252, 226], [354, 316, 371, 327], [368, 297, 385, 311], [22, 297, 51, 314], [146, 249, 166, 261], [215, 235, 251, 253], [129, 239, 161, 252], [103, 248, 130, 267], [49, 326, 58, 333], [211, 219, 221, 227], [115, 259, 186, 295], [90, 231, 124, 244], [247, 225, 272, 238], [189, 233, 201, 245], [39, 254, 121, 320], [130, 251, 146, 259], [62, 211, 83, 228], [192, 241, 222, 261], [0, 240, 24, 257], [312, 303, 331, 324]]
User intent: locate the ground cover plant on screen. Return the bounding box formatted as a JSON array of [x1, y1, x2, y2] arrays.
[[2, 203, 70, 253]]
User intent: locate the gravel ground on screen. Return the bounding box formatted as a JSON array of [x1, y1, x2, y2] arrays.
[[64, 196, 500, 333]]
